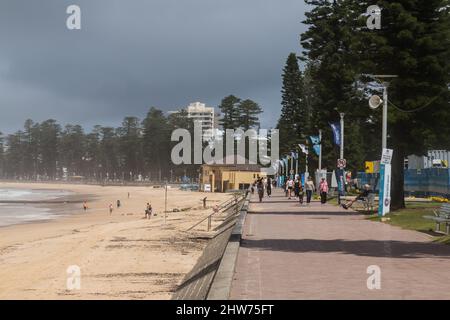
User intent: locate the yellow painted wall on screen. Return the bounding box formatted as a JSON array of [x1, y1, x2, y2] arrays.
[[200, 165, 266, 192]]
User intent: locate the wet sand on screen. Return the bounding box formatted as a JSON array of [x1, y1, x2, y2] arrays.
[[0, 182, 230, 299]]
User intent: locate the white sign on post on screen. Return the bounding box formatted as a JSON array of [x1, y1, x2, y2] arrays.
[[381, 148, 393, 165], [204, 184, 211, 192], [378, 149, 394, 217], [379, 164, 392, 216]]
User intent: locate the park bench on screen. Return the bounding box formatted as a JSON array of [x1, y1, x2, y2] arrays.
[[423, 203, 450, 235]]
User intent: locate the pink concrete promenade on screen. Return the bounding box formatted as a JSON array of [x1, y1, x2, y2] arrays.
[[230, 189, 450, 299]]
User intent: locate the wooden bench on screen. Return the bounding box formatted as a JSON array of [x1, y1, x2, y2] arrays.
[[423, 203, 450, 234]]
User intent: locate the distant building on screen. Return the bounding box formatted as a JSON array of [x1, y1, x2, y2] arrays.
[[186, 102, 215, 140], [406, 150, 450, 169], [168, 102, 217, 140], [200, 155, 266, 193]]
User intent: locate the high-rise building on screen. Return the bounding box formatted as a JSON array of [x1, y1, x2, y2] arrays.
[[186, 102, 215, 140]]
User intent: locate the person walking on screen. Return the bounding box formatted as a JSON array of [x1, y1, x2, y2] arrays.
[[319, 178, 329, 204], [305, 177, 315, 204], [83, 201, 88, 212], [257, 178, 264, 202], [266, 177, 272, 197], [345, 171, 352, 192], [287, 177, 294, 199], [109, 203, 114, 215], [298, 182, 305, 205], [116, 199, 121, 209], [294, 178, 300, 198], [145, 203, 152, 219]]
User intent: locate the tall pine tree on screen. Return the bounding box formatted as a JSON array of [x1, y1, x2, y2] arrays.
[[237, 99, 263, 130], [355, 0, 450, 209], [300, 0, 450, 209], [277, 53, 307, 155], [218, 95, 241, 130]]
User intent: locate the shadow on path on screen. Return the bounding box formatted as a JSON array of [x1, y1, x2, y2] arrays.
[[247, 210, 363, 217], [241, 238, 450, 259]]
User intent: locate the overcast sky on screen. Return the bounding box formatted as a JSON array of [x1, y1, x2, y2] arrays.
[[0, 0, 308, 134]]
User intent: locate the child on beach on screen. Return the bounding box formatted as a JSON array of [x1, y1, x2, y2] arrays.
[[83, 201, 88, 211], [145, 203, 152, 219], [109, 203, 113, 215]]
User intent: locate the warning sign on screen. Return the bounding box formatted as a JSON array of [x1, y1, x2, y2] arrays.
[[337, 159, 346, 169]]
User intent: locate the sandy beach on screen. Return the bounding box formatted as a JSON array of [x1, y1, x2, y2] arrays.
[[0, 182, 231, 299]]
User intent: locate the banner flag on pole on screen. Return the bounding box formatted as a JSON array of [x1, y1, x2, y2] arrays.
[[313, 145, 320, 156], [298, 144, 308, 155], [330, 122, 341, 146], [310, 136, 321, 156]]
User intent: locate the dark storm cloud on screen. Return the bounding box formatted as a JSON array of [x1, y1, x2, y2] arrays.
[[0, 0, 307, 133]]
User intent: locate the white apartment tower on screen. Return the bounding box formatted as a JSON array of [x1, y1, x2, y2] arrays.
[[186, 102, 215, 140]]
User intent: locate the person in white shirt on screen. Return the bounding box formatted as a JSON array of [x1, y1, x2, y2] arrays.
[[287, 178, 294, 199], [305, 177, 315, 204]]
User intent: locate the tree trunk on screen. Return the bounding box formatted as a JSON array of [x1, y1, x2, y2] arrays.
[[390, 145, 405, 211]]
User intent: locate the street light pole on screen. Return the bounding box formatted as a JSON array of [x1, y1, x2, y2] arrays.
[[339, 113, 345, 160], [366, 74, 397, 216], [382, 84, 388, 150], [368, 74, 398, 153]]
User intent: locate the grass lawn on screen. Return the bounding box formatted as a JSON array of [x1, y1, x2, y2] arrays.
[[365, 202, 450, 244]]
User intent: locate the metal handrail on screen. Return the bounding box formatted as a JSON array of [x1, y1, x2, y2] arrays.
[[186, 193, 245, 232]]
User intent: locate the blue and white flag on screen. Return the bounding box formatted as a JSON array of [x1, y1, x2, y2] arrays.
[[298, 144, 308, 155], [282, 157, 288, 168], [310, 136, 321, 156], [330, 122, 341, 146]]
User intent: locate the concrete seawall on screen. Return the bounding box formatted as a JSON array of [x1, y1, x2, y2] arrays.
[[172, 195, 250, 300]]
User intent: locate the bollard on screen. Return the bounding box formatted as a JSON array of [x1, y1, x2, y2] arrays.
[[207, 215, 211, 231]]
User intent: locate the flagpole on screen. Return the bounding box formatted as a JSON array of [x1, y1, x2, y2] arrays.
[[305, 139, 309, 179], [318, 129, 322, 172], [289, 152, 294, 176]]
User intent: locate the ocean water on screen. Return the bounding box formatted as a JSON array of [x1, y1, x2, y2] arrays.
[[0, 188, 73, 227]]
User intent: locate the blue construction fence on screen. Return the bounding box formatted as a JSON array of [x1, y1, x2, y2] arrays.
[[357, 168, 450, 198]]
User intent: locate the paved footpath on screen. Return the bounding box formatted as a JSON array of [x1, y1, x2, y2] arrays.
[[230, 189, 450, 299]]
